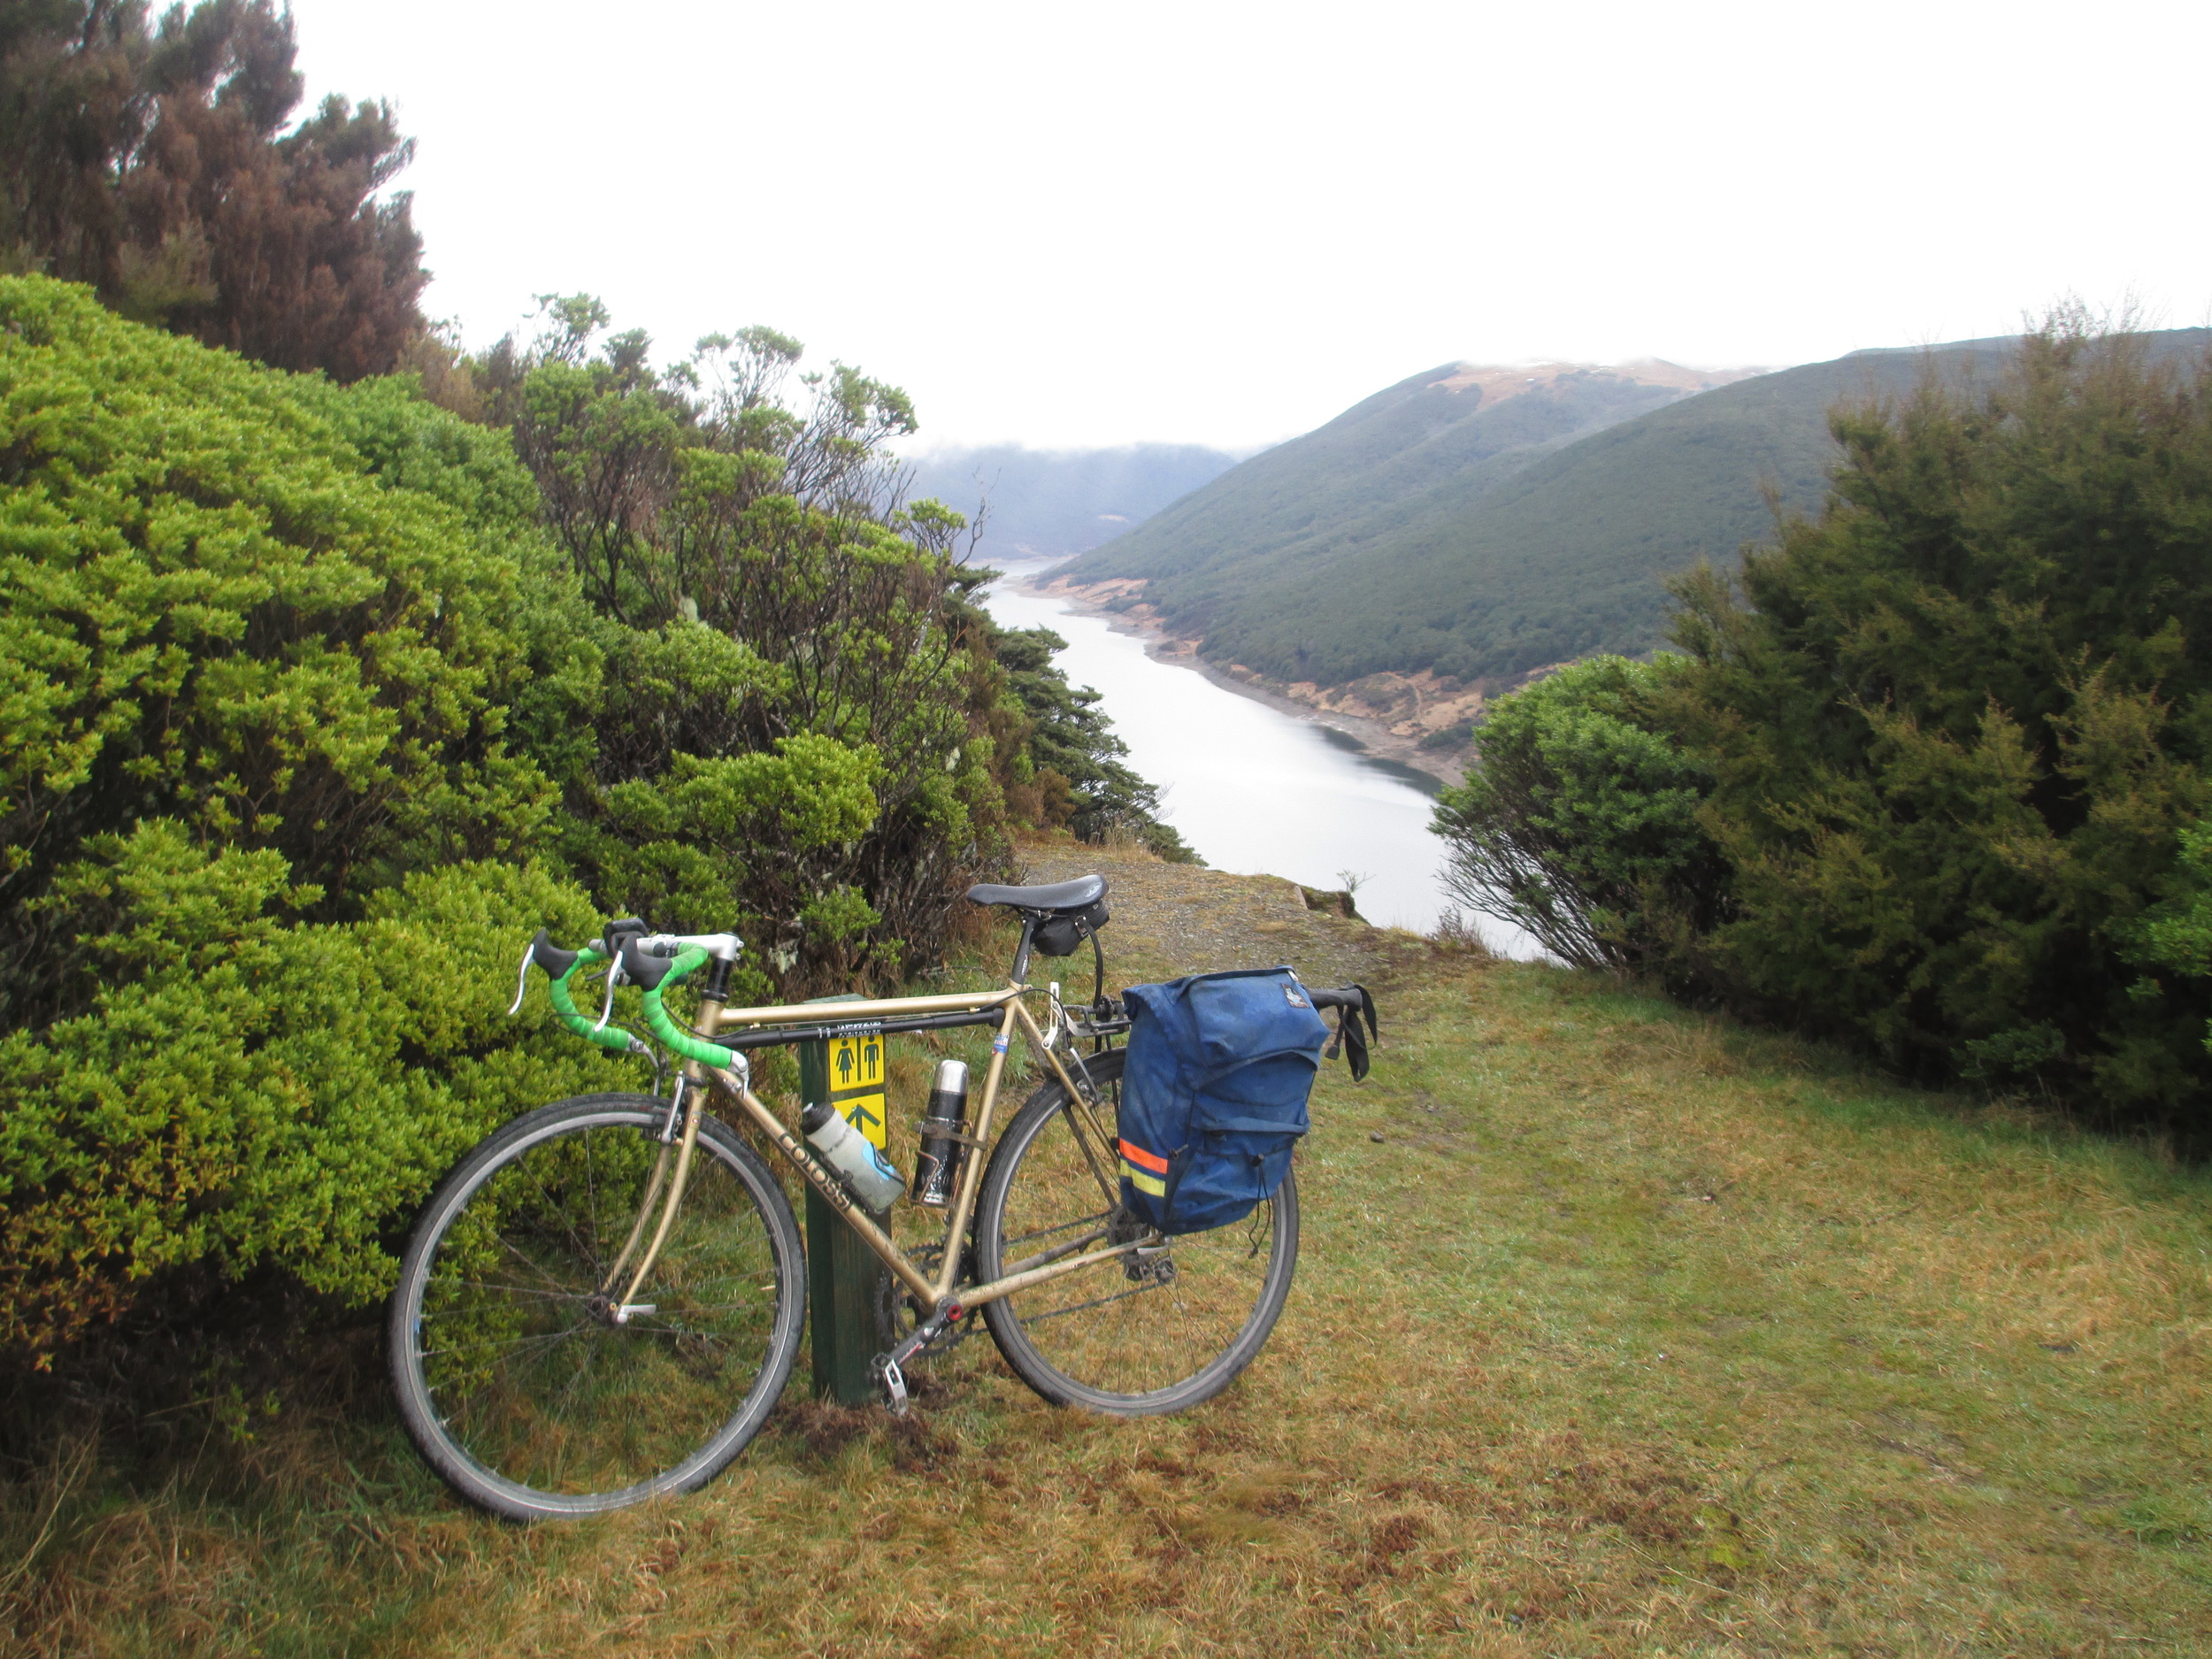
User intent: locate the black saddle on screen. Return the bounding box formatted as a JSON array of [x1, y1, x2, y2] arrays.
[[964, 874, 1107, 913]]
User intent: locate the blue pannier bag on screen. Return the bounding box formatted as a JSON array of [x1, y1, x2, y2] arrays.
[[1117, 966, 1331, 1235]]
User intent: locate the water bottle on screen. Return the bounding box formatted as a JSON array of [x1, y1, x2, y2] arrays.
[[801, 1099, 906, 1211], [912, 1059, 970, 1209]]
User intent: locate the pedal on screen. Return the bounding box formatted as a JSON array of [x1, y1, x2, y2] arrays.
[[872, 1355, 910, 1416], [1125, 1246, 1176, 1286], [869, 1299, 964, 1415], [612, 1303, 658, 1323]]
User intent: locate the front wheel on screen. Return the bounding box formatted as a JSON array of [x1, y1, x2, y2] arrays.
[[388, 1093, 806, 1519], [974, 1048, 1300, 1414]]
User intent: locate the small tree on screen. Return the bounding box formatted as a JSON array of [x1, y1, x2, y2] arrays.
[[0, 0, 426, 380], [1431, 657, 1721, 971], [483, 300, 1016, 987]]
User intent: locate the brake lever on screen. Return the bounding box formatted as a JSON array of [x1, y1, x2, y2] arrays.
[[593, 956, 625, 1033], [506, 937, 536, 1017]]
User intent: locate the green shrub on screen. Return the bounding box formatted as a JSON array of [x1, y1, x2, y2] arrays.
[[0, 275, 637, 1354], [1662, 321, 2212, 1110], [0, 275, 1161, 1364], [482, 307, 1020, 986], [1432, 321, 2212, 1122], [1431, 657, 1723, 970], [0, 275, 570, 1025], [0, 829, 623, 1355]]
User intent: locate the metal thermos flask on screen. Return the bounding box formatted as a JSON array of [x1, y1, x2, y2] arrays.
[[912, 1059, 971, 1208]]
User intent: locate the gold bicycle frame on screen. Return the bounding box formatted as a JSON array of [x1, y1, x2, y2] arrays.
[[607, 977, 1139, 1325]]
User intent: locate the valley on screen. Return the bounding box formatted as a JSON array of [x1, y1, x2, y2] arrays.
[[1029, 570, 1496, 779], [979, 570, 1544, 949], [1052, 331, 2212, 762]]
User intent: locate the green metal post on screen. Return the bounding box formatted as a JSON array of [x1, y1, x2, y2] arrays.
[[799, 995, 892, 1404]]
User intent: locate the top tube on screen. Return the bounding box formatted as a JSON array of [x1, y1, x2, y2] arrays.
[[713, 985, 1023, 1030]]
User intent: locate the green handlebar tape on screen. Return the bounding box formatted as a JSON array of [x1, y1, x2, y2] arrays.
[[638, 946, 738, 1068], [547, 945, 637, 1054]]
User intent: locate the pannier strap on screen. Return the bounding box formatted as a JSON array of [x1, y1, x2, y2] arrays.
[[1198, 1114, 1313, 1137], [1307, 985, 1379, 1081]]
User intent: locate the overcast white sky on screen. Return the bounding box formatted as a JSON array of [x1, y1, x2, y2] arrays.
[[287, 0, 2211, 453]]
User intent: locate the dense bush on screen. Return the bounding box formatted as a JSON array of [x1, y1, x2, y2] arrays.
[[0, 840, 618, 1356], [1432, 657, 1720, 971], [0, 275, 574, 1027], [451, 303, 1022, 987], [0, 278, 1053, 1359], [1438, 319, 2212, 1124], [0, 275, 618, 1353]]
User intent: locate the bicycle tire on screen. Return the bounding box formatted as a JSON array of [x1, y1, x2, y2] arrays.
[[974, 1048, 1300, 1414], [388, 1093, 805, 1520]]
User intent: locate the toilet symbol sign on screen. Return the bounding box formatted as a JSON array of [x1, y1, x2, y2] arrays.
[[826, 1034, 887, 1149]]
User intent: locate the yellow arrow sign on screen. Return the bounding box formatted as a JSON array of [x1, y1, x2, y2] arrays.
[[826, 1033, 887, 1149]]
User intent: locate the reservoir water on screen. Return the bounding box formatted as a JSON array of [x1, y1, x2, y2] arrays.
[[981, 572, 1538, 957]]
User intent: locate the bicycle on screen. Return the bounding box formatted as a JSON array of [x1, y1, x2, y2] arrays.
[[387, 875, 1312, 1520]]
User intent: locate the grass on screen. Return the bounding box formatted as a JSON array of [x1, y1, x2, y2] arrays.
[[6, 932, 2211, 1655]]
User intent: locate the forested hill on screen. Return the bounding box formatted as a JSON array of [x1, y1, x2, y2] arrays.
[[1058, 359, 1750, 599], [1060, 333, 2212, 691], [903, 442, 1245, 561]]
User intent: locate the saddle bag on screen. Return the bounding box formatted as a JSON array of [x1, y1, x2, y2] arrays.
[[1116, 967, 1331, 1235], [1030, 899, 1109, 958]]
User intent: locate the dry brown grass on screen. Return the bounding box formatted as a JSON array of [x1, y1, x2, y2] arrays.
[[6, 882, 2211, 1656]]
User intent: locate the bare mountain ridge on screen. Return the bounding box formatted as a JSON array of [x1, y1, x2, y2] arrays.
[[1423, 357, 1765, 400]]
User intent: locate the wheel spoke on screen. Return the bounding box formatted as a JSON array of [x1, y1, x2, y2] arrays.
[[1017, 1278, 1168, 1325], [492, 1234, 572, 1297], [977, 1050, 1298, 1412], [1002, 1225, 1112, 1277], [522, 1154, 603, 1280], [391, 1100, 803, 1517], [419, 1325, 585, 1363], [446, 1279, 592, 1302]]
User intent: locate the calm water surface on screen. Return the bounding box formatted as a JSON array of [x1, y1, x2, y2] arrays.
[[982, 574, 1539, 957]]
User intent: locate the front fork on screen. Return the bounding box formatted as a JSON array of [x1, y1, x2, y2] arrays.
[[595, 995, 728, 1323]]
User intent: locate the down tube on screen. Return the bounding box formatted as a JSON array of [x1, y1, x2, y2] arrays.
[[711, 1068, 939, 1307]]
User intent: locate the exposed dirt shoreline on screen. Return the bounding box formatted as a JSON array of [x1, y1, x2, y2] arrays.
[[1005, 569, 1467, 788]]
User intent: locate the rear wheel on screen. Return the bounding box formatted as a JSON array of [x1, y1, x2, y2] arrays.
[[974, 1048, 1299, 1414], [388, 1094, 805, 1519]]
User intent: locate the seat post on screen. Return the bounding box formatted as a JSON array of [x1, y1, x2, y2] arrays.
[[1010, 915, 1038, 984]]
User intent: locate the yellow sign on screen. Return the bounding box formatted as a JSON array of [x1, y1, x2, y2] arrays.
[[826, 1033, 887, 1149]]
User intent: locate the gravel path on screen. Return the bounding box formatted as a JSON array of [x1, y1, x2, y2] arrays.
[[1017, 840, 1440, 995]]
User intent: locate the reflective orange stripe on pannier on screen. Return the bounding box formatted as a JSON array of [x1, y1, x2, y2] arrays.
[[1118, 1139, 1168, 1174], [1118, 1137, 1170, 1196]]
